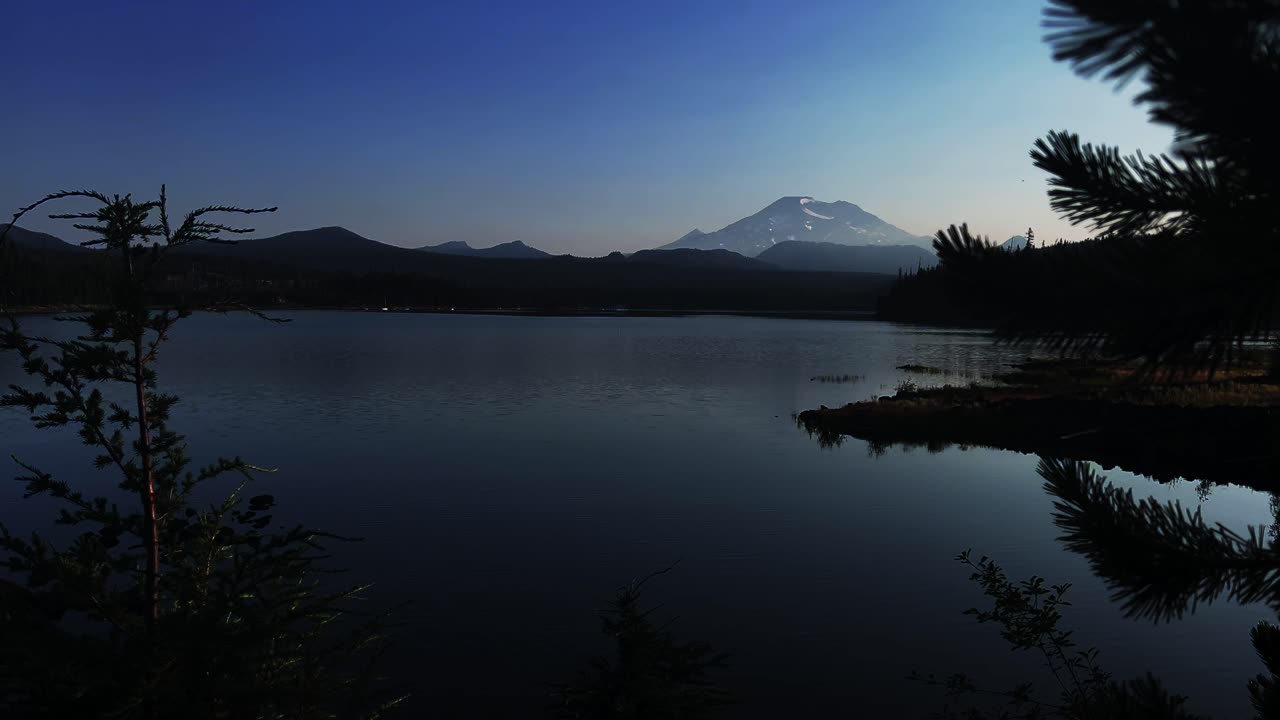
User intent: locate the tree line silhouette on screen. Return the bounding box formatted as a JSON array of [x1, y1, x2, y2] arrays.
[[882, 0, 1280, 375]]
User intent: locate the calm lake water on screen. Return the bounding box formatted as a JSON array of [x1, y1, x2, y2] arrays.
[[0, 311, 1270, 717]]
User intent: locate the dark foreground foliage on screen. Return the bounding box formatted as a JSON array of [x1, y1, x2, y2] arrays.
[[915, 550, 1201, 719], [0, 190, 403, 719], [552, 569, 732, 720]]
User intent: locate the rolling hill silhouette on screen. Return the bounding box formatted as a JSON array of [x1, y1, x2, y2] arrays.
[[1, 225, 89, 253]]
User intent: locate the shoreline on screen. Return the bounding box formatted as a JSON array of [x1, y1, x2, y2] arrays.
[[797, 360, 1280, 489]]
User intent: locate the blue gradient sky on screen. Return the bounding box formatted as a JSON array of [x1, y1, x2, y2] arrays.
[[4, 0, 1173, 254]]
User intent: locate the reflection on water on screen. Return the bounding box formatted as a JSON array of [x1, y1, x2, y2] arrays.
[[914, 457, 1280, 716], [809, 415, 1280, 715], [0, 311, 1269, 716]]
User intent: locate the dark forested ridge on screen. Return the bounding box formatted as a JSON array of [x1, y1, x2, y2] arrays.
[[880, 223, 1280, 367], [0, 225, 896, 312], [758, 240, 936, 274], [623, 247, 777, 271], [890, 230, 1280, 338], [417, 239, 552, 259]]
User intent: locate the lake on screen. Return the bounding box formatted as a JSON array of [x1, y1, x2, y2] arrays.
[[0, 311, 1269, 717]]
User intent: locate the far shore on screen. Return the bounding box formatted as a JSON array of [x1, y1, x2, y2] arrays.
[[4, 305, 880, 322]]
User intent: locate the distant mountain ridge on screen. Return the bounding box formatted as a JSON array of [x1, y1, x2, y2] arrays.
[[8, 221, 933, 277], [757, 240, 937, 274], [671, 229, 706, 245], [10, 225, 897, 313], [175, 226, 432, 273], [660, 196, 933, 257], [1, 225, 88, 252], [418, 240, 551, 259], [182, 225, 898, 274], [166, 226, 781, 276], [625, 248, 774, 271]]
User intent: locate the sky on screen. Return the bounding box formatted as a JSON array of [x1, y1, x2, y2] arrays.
[[3, 0, 1175, 255]]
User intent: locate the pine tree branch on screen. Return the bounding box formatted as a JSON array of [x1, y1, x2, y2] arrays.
[[1040, 457, 1280, 621]]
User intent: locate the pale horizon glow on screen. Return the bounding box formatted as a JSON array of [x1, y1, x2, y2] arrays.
[[4, 0, 1175, 255]]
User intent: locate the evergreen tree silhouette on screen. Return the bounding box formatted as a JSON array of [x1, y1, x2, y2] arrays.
[[0, 189, 403, 719], [891, 0, 1280, 373], [918, 2, 1280, 716], [553, 568, 731, 719], [1027, 0, 1279, 371]]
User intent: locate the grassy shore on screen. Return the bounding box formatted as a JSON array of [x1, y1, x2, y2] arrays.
[[798, 358, 1280, 489]]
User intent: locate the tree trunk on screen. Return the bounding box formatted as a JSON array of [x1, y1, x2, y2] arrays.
[[134, 333, 160, 633]]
